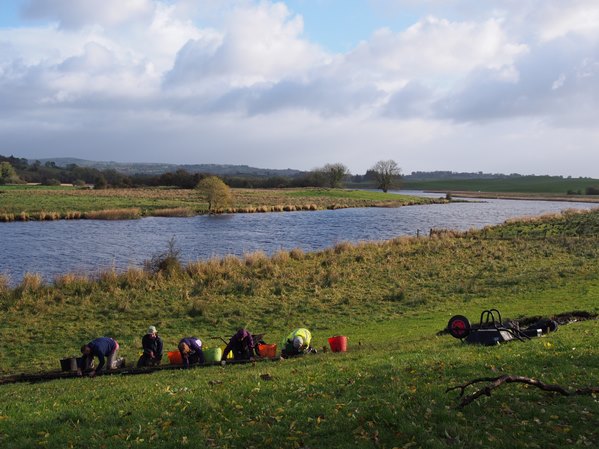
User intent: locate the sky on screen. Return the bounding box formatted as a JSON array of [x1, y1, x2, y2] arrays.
[[1, 0, 598, 176]]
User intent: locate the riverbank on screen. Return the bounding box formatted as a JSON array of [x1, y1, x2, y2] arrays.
[[1, 209, 598, 448], [0, 186, 443, 222], [435, 190, 599, 203]]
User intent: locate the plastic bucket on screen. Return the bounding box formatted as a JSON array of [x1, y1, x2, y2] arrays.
[[328, 336, 347, 352], [167, 351, 183, 365], [204, 347, 223, 363], [258, 343, 277, 358], [60, 357, 78, 372]]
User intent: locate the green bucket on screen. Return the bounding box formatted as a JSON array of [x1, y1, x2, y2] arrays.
[[204, 347, 223, 363]]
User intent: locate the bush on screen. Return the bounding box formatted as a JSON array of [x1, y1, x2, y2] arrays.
[[585, 186, 599, 195], [144, 237, 184, 276], [42, 178, 61, 186]]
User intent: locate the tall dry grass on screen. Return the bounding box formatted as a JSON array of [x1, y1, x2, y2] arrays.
[[54, 273, 90, 289], [333, 241, 354, 254], [98, 267, 119, 285], [84, 208, 142, 220], [151, 208, 195, 217], [121, 267, 148, 286], [289, 248, 305, 260], [272, 250, 291, 264], [243, 250, 270, 268], [0, 274, 9, 293], [33, 211, 60, 220], [19, 273, 43, 292], [63, 211, 83, 219]]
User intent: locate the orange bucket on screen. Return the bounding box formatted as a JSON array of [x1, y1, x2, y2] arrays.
[[258, 343, 277, 358], [328, 336, 347, 352], [167, 350, 183, 365]]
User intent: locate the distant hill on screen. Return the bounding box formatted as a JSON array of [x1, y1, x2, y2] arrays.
[[32, 158, 304, 177]]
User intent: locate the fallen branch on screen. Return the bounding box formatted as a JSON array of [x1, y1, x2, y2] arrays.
[[447, 375, 599, 407]]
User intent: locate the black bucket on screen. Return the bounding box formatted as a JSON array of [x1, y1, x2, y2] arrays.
[[60, 357, 78, 372]]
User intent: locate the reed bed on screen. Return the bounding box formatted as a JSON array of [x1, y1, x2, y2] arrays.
[[18, 272, 43, 292], [84, 208, 142, 220], [150, 207, 195, 217], [0, 273, 9, 292], [243, 250, 270, 268], [53, 273, 90, 289], [120, 267, 148, 287], [289, 247, 305, 260], [63, 211, 83, 219]]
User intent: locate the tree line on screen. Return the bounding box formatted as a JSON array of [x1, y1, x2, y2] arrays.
[[0, 154, 403, 192]]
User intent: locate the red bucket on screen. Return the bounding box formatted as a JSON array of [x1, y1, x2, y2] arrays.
[[258, 343, 277, 358], [167, 351, 183, 365], [328, 336, 347, 352]]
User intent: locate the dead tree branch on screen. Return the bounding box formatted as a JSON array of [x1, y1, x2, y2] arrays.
[[447, 375, 599, 407]]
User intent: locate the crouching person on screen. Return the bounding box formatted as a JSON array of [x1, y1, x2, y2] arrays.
[[222, 328, 259, 361], [78, 337, 119, 377], [137, 325, 163, 368], [281, 328, 314, 358], [178, 337, 205, 369]]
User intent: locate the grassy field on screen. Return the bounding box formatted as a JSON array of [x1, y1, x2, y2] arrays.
[[402, 176, 599, 195], [0, 209, 598, 448], [0, 186, 439, 221]]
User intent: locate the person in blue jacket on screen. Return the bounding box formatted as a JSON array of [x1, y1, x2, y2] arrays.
[[78, 337, 119, 377], [178, 337, 205, 368]]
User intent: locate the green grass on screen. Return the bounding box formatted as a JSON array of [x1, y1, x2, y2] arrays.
[[285, 188, 423, 201], [1, 209, 598, 448], [402, 176, 599, 194], [0, 186, 438, 219]]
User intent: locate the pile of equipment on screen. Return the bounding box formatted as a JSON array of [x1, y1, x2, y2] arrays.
[[447, 309, 558, 346]]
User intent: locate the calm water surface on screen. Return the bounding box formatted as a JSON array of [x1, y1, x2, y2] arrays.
[[1, 192, 596, 283]]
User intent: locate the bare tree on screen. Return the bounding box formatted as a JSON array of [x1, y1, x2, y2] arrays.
[[320, 163, 350, 188], [371, 160, 402, 193]]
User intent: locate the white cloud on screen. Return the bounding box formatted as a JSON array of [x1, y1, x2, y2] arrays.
[[348, 17, 527, 81], [1, 0, 599, 176], [165, 2, 326, 89], [532, 0, 599, 42], [22, 0, 154, 29]]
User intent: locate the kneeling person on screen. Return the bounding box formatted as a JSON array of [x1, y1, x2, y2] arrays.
[[137, 326, 163, 367], [178, 337, 205, 369], [79, 337, 119, 377], [223, 329, 259, 361], [281, 328, 314, 358]]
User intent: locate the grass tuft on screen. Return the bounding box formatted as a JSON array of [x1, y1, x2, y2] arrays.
[[18, 272, 44, 292], [53, 273, 90, 289], [151, 207, 195, 217], [84, 208, 142, 220], [289, 248, 305, 260]]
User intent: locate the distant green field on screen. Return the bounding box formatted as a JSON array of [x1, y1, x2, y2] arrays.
[[0, 186, 439, 220], [402, 176, 599, 194], [285, 188, 419, 201], [0, 209, 598, 448]]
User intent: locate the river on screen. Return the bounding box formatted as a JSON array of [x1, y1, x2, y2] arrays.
[[0, 192, 596, 284]]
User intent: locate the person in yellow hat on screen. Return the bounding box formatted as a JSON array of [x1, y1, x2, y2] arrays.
[[281, 328, 315, 358]]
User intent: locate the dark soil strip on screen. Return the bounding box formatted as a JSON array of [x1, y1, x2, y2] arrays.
[[0, 357, 282, 386]]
